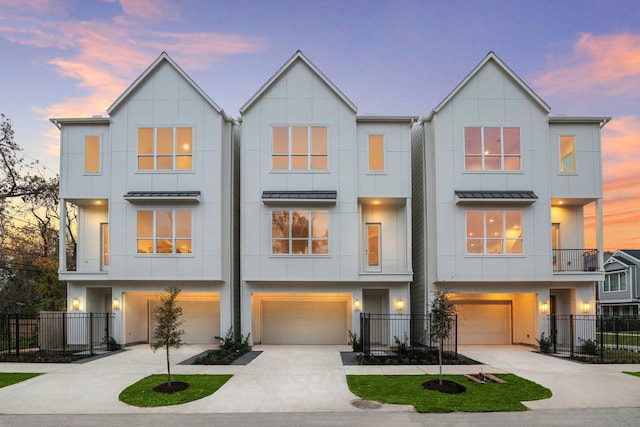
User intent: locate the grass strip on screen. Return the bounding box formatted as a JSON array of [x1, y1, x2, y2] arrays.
[[0, 372, 42, 388], [623, 371, 640, 378], [347, 374, 551, 413], [119, 374, 232, 407]]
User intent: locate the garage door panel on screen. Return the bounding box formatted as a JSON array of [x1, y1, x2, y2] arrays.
[[456, 302, 511, 345], [262, 300, 347, 345], [149, 299, 220, 344]]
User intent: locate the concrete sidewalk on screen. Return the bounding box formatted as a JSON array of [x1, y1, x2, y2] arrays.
[[0, 344, 639, 414]]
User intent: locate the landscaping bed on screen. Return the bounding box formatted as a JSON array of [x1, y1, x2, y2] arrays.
[[341, 350, 479, 365]]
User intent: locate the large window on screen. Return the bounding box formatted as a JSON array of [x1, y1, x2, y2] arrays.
[[272, 126, 327, 170], [272, 209, 329, 255], [560, 135, 576, 173], [137, 209, 192, 254], [604, 271, 627, 292], [466, 210, 523, 255], [84, 135, 100, 173], [138, 127, 192, 171], [464, 127, 520, 171], [368, 134, 384, 172]]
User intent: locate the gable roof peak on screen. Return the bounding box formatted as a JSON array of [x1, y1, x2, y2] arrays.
[[107, 52, 230, 120], [240, 50, 357, 114]]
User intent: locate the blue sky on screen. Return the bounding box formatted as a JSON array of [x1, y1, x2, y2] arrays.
[[1, 0, 640, 248]]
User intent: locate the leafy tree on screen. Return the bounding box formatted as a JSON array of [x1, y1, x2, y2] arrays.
[[150, 286, 184, 387], [430, 289, 456, 385]]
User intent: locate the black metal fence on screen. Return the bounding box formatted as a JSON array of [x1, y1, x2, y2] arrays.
[[359, 313, 457, 358], [549, 314, 640, 363], [552, 249, 599, 272], [1, 312, 114, 361]]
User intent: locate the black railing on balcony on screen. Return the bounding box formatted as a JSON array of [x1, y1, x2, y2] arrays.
[[552, 249, 599, 272]]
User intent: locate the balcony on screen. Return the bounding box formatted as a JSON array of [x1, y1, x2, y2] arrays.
[[553, 249, 599, 272]]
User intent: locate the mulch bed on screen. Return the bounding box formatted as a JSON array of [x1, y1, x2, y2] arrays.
[[153, 381, 189, 393], [422, 379, 466, 394]]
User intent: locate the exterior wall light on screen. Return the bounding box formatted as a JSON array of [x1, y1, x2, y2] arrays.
[[582, 302, 591, 313], [394, 299, 406, 311], [71, 298, 80, 310], [353, 299, 361, 311], [112, 298, 121, 310], [540, 302, 549, 314]]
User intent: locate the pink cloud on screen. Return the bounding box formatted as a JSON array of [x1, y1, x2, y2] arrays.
[[534, 32, 640, 97], [118, 0, 179, 21]]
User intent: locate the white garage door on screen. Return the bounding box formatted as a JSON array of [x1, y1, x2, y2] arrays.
[[456, 302, 511, 345], [149, 300, 220, 344], [261, 300, 348, 344]]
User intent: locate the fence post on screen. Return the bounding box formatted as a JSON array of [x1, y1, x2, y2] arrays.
[[454, 314, 458, 358], [552, 313, 557, 354], [89, 313, 94, 355], [599, 315, 604, 363], [62, 311, 67, 354], [615, 317, 619, 350], [105, 313, 110, 350], [569, 314, 574, 358]]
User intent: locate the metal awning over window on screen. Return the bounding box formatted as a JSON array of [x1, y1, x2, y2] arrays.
[[262, 190, 337, 205], [124, 191, 201, 203], [455, 190, 537, 204]]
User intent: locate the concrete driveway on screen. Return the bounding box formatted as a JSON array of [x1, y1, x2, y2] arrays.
[[458, 345, 640, 409], [0, 344, 639, 414]]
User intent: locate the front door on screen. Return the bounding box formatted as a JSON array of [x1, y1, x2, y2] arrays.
[[366, 223, 381, 272]]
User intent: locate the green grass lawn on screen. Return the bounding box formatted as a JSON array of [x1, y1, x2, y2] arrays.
[[347, 374, 551, 413], [0, 372, 42, 388], [623, 372, 640, 378], [597, 332, 640, 347], [119, 374, 232, 407]]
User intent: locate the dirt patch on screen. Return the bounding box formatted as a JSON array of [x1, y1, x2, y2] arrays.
[[153, 381, 189, 394], [350, 398, 383, 410], [422, 379, 466, 394]]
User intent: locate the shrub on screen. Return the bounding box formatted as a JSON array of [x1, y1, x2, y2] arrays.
[[579, 338, 599, 356], [536, 332, 553, 353], [348, 330, 363, 352], [394, 332, 410, 357]]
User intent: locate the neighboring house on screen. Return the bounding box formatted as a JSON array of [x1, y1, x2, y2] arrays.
[[238, 51, 415, 344], [51, 53, 239, 345], [411, 52, 610, 346], [599, 250, 640, 316]]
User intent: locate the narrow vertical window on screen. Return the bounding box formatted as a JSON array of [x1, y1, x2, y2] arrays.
[[368, 134, 384, 172], [560, 135, 576, 173], [101, 223, 109, 270], [84, 135, 100, 173]]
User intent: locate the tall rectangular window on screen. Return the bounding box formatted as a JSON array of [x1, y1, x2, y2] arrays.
[[560, 135, 576, 173], [138, 127, 193, 171], [101, 223, 109, 270], [368, 134, 384, 172], [271, 126, 328, 170], [84, 135, 100, 173], [137, 209, 192, 254], [466, 210, 522, 255], [464, 127, 520, 171], [272, 209, 329, 255]]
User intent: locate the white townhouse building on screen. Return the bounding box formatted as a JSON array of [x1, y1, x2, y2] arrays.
[[412, 52, 610, 346], [52, 53, 240, 345], [239, 51, 415, 345]]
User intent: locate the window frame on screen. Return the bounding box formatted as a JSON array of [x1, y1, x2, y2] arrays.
[[367, 133, 385, 173], [137, 126, 194, 172], [84, 134, 101, 174], [271, 209, 329, 256], [270, 125, 328, 172], [559, 134, 576, 174], [604, 271, 628, 292], [136, 209, 193, 255], [464, 126, 521, 172], [465, 209, 523, 255]]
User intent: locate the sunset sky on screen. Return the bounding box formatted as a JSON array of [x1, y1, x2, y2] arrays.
[[1, 0, 639, 250]]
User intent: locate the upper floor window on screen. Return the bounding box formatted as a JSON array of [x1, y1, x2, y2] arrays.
[[466, 209, 523, 255], [272, 209, 329, 255], [84, 135, 100, 173], [604, 271, 627, 292], [560, 135, 576, 173], [137, 209, 192, 254], [138, 127, 192, 171], [272, 126, 327, 171], [368, 134, 384, 172], [464, 127, 520, 171]]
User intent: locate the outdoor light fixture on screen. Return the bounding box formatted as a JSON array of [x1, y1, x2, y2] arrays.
[[582, 302, 591, 313], [353, 299, 361, 311], [71, 298, 80, 310], [112, 298, 121, 310], [394, 299, 405, 311], [540, 302, 549, 314]]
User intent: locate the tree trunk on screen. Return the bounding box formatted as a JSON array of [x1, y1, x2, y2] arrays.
[[166, 344, 171, 386]]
